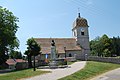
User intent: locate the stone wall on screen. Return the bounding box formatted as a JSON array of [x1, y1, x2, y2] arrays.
[[15, 62, 40, 70], [88, 56, 120, 64], [67, 57, 76, 62], [15, 62, 28, 70], [38, 50, 81, 60]]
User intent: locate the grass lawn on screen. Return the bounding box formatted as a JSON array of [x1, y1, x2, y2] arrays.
[[59, 61, 120, 80], [0, 68, 50, 80]]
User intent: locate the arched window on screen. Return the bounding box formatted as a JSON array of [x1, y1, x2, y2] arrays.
[[69, 53, 72, 57], [81, 28, 85, 35], [81, 32, 84, 35]]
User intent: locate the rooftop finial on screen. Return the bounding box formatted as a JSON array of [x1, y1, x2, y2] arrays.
[[78, 8, 81, 18]]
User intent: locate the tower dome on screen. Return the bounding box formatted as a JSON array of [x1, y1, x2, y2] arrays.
[[73, 13, 89, 28]]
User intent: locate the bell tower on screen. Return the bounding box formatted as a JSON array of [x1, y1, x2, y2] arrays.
[[72, 13, 90, 60]]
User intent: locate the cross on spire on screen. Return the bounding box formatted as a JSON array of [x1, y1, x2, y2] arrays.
[[78, 8, 81, 18]]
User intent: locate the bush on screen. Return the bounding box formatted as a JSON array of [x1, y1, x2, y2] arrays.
[[0, 63, 9, 70]]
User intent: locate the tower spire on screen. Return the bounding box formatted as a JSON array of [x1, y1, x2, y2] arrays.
[[78, 8, 81, 18]]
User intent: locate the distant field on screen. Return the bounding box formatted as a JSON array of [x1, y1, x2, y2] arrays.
[[59, 61, 120, 80], [0, 69, 50, 80]]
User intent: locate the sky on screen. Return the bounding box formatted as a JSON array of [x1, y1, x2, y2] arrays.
[[0, 0, 120, 53]]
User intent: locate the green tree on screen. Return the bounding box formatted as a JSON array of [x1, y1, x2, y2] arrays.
[[100, 34, 112, 57], [24, 50, 32, 67], [90, 34, 112, 57], [90, 36, 101, 56], [111, 36, 120, 56], [24, 38, 41, 68], [10, 51, 22, 59], [0, 6, 19, 65]]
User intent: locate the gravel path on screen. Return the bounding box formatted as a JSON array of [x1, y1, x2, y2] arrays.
[[22, 61, 86, 80]]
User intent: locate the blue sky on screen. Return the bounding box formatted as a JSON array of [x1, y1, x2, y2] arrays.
[[0, 0, 120, 53]]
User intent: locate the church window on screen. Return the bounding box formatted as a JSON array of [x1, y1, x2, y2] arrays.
[[81, 32, 84, 35], [69, 53, 72, 57], [81, 28, 85, 35]]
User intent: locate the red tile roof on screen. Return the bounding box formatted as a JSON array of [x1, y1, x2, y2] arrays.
[[15, 59, 26, 62], [6, 59, 16, 65], [35, 38, 81, 54], [73, 17, 89, 28], [6, 59, 26, 65]]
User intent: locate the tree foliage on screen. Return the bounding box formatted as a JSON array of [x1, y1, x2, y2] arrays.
[[9, 51, 22, 59], [90, 34, 120, 57], [0, 6, 19, 65], [111, 36, 120, 56], [24, 38, 41, 68]]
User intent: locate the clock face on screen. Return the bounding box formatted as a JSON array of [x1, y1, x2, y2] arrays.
[[81, 28, 85, 32]]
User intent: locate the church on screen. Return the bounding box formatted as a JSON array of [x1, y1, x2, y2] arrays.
[[35, 13, 90, 60]]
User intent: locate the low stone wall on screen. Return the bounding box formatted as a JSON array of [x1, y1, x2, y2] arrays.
[[15, 62, 28, 70], [67, 57, 76, 62], [15, 62, 41, 70], [88, 56, 120, 64]]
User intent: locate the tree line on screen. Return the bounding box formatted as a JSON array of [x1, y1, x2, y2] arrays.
[[90, 34, 120, 57]]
